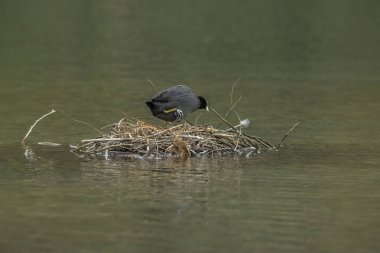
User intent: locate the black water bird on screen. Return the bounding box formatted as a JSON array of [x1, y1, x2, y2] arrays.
[[146, 85, 208, 122]]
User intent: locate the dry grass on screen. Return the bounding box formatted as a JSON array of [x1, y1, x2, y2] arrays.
[[72, 118, 276, 159]]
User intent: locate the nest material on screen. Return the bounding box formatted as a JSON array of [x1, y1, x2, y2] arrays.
[[73, 118, 276, 159]]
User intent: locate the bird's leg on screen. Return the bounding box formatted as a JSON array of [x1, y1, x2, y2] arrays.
[[163, 121, 174, 127], [185, 119, 193, 126]]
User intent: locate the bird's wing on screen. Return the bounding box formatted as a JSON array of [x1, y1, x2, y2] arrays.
[[152, 85, 192, 102], [157, 101, 180, 113]]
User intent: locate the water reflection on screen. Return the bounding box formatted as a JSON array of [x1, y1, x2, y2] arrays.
[[79, 156, 244, 219], [18, 143, 245, 224], [1, 139, 379, 253]]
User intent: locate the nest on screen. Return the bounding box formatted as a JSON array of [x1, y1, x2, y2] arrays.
[[72, 118, 276, 159]]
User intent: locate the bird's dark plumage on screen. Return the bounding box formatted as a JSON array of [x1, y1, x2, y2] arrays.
[[146, 85, 208, 122]]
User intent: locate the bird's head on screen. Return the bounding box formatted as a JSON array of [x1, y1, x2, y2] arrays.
[[198, 96, 209, 111]]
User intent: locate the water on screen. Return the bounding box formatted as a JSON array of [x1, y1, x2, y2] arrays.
[[1, 1, 380, 252]]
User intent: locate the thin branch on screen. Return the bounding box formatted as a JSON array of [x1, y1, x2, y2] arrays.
[[72, 119, 104, 135], [224, 96, 242, 117], [81, 138, 124, 143], [21, 109, 56, 144], [194, 112, 202, 126], [215, 77, 242, 128], [235, 111, 241, 123], [38, 142, 61, 146], [277, 122, 301, 149], [209, 107, 237, 132], [230, 76, 242, 105], [147, 78, 159, 92], [57, 109, 104, 135]]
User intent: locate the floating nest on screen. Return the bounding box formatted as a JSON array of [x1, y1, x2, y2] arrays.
[[72, 118, 276, 159]]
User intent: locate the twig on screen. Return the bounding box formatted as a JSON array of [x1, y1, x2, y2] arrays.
[[277, 122, 300, 149], [147, 78, 159, 92], [224, 96, 242, 117], [194, 112, 202, 126], [81, 138, 124, 143], [72, 119, 104, 135], [230, 76, 242, 105], [215, 77, 242, 128], [21, 109, 56, 144], [57, 109, 104, 135], [209, 107, 237, 132], [242, 133, 275, 149], [38, 142, 61, 146], [235, 111, 241, 123]]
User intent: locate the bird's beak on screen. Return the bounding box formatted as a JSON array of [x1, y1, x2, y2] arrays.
[[206, 106, 209, 112]]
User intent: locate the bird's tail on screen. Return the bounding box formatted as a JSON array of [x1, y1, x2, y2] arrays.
[[146, 101, 155, 109]]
